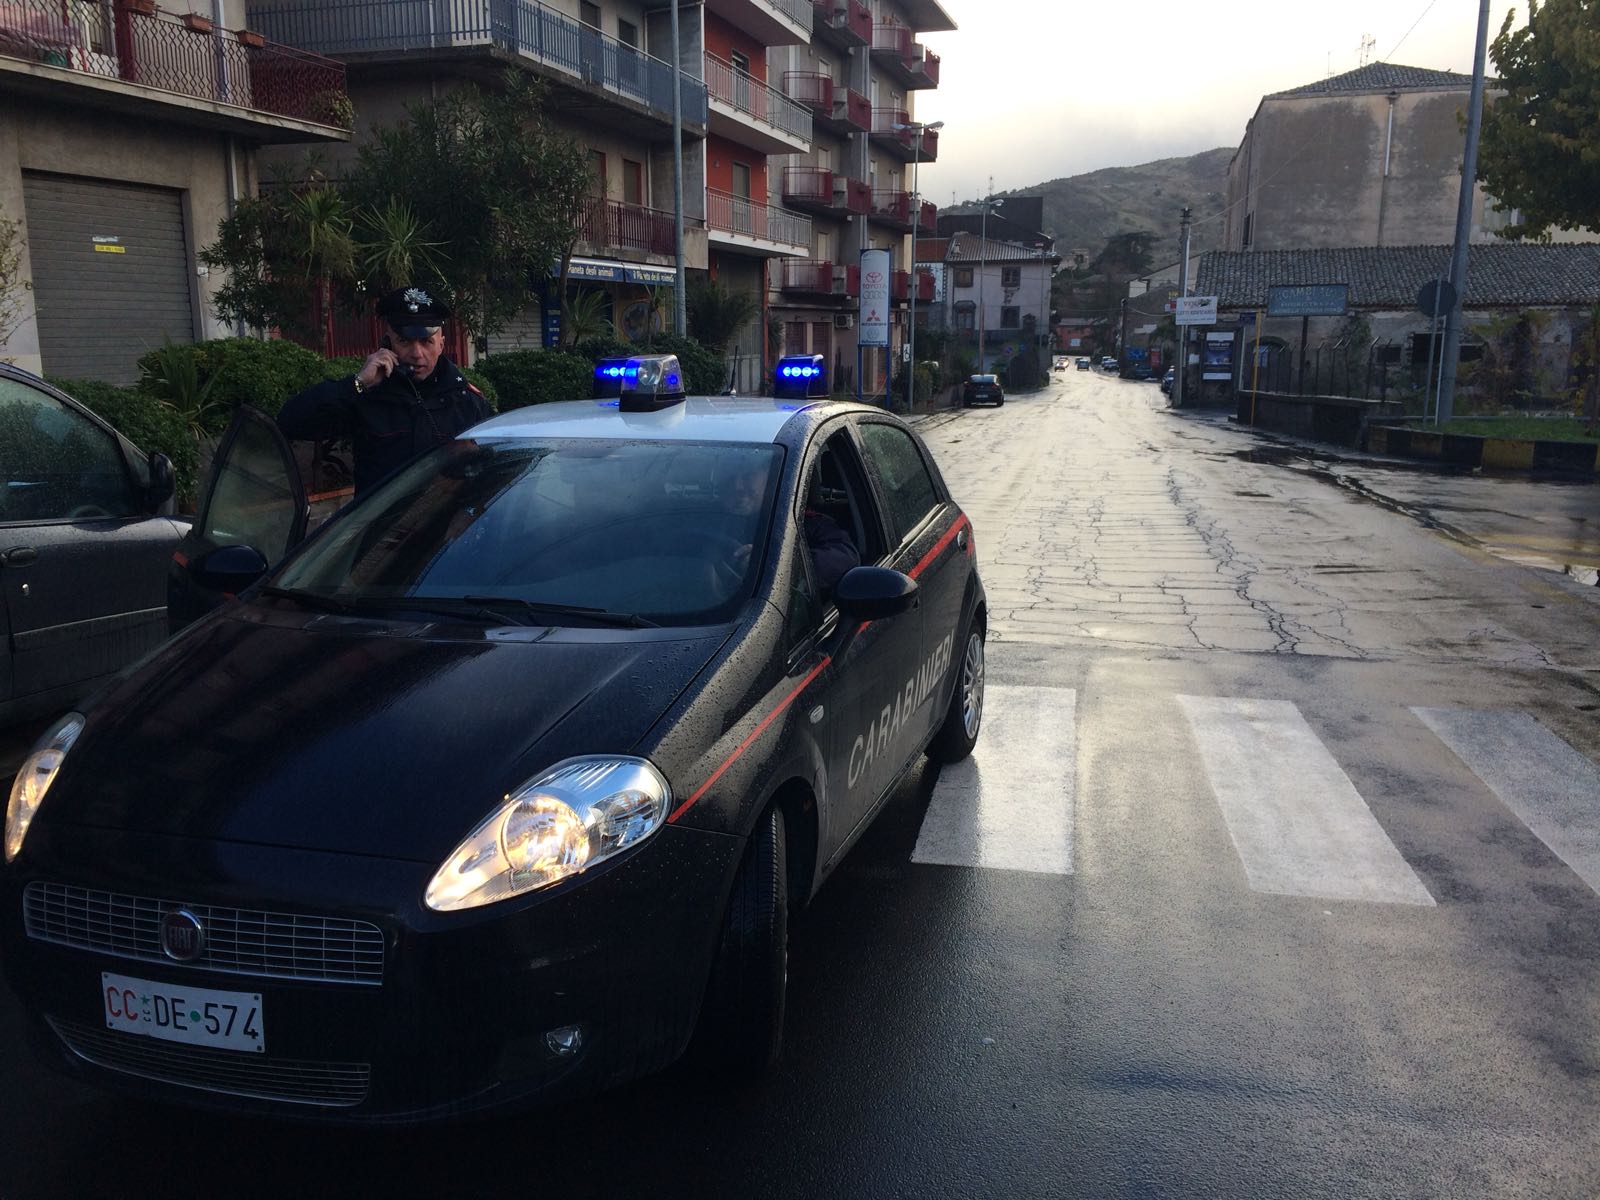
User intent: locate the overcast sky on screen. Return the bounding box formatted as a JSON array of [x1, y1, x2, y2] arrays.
[[916, 0, 1524, 205]]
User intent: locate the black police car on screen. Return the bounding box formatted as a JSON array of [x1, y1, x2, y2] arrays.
[[2, 355, 987, 1122]]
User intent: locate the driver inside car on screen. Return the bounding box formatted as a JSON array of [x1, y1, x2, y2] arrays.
[[725, 460, 858, 598]]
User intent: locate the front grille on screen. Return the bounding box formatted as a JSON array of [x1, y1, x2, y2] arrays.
[[24, 883, 385, 986], [48, 1017, 369, 1107]]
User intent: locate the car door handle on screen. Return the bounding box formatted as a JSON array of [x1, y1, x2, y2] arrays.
[[1, 546, 38, 567], [956, 529, 968, 551]]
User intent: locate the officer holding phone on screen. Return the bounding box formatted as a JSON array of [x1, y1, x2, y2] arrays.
[[278, 286, 492, 497]]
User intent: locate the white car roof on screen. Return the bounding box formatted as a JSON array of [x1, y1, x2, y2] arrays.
[[464, 397, 828, 444]]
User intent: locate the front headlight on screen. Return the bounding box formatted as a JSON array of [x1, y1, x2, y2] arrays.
[[425, 757, 671, 912], [6, 712, 85, 864]]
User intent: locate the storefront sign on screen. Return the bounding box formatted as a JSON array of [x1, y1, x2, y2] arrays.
[[859, 249, 890, 347], [1267, 284, 1349, 317]]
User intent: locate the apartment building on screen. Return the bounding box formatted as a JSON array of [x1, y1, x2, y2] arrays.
[[918, 232, 1057, 373], [768, 0, 951, 396], [0, 0, 351, 381]]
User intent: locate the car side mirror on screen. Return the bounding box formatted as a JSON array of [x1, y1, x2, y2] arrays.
[[834, 566, 918, 621], [192, 544, 270, 595], [145, 452, 176, 513]]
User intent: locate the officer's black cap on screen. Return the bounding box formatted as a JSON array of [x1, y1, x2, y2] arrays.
[[375, 287, 452, 339]]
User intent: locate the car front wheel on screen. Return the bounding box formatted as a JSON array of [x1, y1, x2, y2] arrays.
[[691, 804, 788, 1078], [931, 621, 985, 762]]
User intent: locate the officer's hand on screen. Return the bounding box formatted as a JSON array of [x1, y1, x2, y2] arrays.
[[357, 349, 399, 391]]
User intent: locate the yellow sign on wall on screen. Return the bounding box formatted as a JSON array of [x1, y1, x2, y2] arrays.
[[93, 244, 126, 254]]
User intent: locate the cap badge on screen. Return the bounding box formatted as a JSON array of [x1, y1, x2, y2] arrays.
[[403, 287, 433, 312]]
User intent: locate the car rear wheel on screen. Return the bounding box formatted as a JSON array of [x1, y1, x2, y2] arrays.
[[931, 621, 985, 763], [691, 804, 788, 1079]]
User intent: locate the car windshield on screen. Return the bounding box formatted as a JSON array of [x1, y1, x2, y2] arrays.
[[272, 438, 784, 627]]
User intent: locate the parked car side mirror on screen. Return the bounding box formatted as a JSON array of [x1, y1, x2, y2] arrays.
[[191, 544, 270, 596], [145, 452, 175, 513], [834, 566, 918, 621]]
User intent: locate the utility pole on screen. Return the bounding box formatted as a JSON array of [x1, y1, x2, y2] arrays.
[[670, 0, 686, 335], [1173, 206, 1192, 408], [1437, 0, 1492, 425], [1037, 241, 1050, 374], [978, 188, 1000, 374], [895, 120, 943, 412]]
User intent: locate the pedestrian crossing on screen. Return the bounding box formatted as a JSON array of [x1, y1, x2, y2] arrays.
[[912, 685, 1600, 906]]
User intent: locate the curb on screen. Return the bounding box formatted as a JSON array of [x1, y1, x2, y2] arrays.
[[1366, 425, 1600, 477]]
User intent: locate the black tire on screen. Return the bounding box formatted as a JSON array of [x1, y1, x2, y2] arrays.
[[931, 621, 986, 763], [692, 804, 788, 1079]]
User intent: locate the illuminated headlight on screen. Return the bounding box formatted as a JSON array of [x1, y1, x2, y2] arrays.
[[6, 712, 84, 864], [425, 757, 671, 912]]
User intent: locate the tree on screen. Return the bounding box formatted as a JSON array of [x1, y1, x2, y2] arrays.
[[685, 278, 759, 351], [348, 73, 591, 344], [1478, 0, 1600, 240]]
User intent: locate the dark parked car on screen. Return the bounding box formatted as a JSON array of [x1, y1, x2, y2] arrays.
[[1129, 363, 1154, 381], [0, 364, 179, 727], [1075, 358, 1091, 370], [1160, 368, 1176, 395], [2, 355, 988, 1124], [962, 374, 1004, 407]]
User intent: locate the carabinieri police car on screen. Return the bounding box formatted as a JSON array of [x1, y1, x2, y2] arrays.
[[1, 355, 986, 1123]]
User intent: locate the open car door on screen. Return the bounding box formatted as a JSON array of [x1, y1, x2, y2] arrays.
[[167, 406, 309, 633]]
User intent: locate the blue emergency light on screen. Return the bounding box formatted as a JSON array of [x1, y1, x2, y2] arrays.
[[593, 358, 630, 399], [774, 354, 827, 399], [618, 354, 687, 411]]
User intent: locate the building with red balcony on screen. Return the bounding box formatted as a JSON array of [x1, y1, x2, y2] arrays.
[[0, 0, 351, 379], [766, 0, 953, 397]]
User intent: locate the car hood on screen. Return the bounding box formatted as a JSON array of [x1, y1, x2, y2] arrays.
[[45, 606, 730, 862]]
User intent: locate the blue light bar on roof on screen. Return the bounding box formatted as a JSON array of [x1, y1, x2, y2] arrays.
[[618, 354, 687, 411], [593, 357, 630, 399], [774, 354, 827, 399]]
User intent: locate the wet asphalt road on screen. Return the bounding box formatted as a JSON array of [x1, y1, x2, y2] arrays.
[[3, 371, 1599, 1198]]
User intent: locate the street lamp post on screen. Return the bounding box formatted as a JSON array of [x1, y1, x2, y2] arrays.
[[893, 119, 944, 413], [977, 196, 1002, 373], [1036, 241, 1050, 373], [669, 0, 686, 335]]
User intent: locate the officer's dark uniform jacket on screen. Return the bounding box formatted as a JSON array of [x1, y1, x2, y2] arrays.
[[277, 357, 492, 496]]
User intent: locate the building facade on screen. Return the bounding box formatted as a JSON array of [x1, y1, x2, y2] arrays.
[[767, 0, 951, 397], [0, 0, 351, 381], [918, 230, 1056, 373]]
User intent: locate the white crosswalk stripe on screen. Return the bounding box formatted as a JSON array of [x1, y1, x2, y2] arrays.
[[1175, 696, 1435, 906], [1413, 707, 1600, 896], [911, 685, 1077, 875]]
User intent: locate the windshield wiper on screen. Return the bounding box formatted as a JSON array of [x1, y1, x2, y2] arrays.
[[260, 587, 521, 627], [459, 596, 659, 628], [258, 585, 363, 614]]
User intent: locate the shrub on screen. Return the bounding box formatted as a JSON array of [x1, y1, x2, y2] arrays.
[[47, 377, 201, 509], [135, 337, 330, 429], [474, 350, 593, 411], [571, 334, 726, 395]]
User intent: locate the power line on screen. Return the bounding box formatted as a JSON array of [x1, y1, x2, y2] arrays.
[[1384, 0, 1441, 62]]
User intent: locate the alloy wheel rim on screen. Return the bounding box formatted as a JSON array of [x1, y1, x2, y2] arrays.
[[961, 633, 985, 738]]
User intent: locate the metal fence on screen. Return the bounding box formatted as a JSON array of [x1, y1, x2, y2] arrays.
[[248, 0, 707, 124], [0, 1, 349, 125], [704, 52, 811, 141], [706, 189, 810, 249], [579, 198, 678, 256]]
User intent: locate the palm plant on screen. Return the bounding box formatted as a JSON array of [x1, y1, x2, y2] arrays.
[[140, 340, 226, 442], [685, 279, 759, 351], [357, 199, 446, 294], [563, 288, 613, 345]]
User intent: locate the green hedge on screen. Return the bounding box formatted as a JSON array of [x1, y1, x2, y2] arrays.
[[46, 376, 201, 508], [136, 337, 329, 430], [474, 350, 593, 411]]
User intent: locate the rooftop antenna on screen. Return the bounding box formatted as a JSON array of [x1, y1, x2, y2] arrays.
[[1326, 51, 1334, 79], [1359, 33, 1377, 66]]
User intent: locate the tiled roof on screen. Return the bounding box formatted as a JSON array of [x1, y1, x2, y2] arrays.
[[1268, 63, 1477, 99], [945, 232, 1056, 264], [1194, 245, 1600, 309]]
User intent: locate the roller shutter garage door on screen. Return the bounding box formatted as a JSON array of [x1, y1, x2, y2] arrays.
[[22, 173, 195, 384]]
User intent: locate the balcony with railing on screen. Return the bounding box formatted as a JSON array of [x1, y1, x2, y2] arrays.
[[870, 107, 916, 160], [703, 0, 811, 46], [917, 200, 937, 233], [782, 167, 870, 217], [705, 52, 810, 154], [907, 45, 939, 88], [890, 270, 910, 301], [834, 263, 860, 296], [707, 188, 811, 256], [783, 69, 830, 112], [869, 189, 913, 230], [0, 1, 350, 135], [781, 72, 869, 135], [915, 269, 935, 302], [578, 197, 683, 257], [247, 0, 707, 129], [870, 22, 911, 60], [811, 0, 870, 47], [779, 258, 834, 294]]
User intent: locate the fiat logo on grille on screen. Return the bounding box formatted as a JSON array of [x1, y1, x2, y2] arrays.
[[160, 909, 205, 962]]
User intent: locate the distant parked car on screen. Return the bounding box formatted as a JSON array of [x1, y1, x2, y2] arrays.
[[0, 364, 180, 727], [1100, 357, 1118, 371], [1160, 368, 1175, 395], [962, 374, 1004, 407], [1075, 358, 1091, 371], [1129, 363, 1154, 381], [1052, 357, 1068, 371]]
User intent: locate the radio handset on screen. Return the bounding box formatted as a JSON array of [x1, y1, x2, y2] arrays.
[[380, 335, 415, 381]]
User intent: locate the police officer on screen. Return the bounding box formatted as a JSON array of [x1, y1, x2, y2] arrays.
[[278, 287, 492, 496]]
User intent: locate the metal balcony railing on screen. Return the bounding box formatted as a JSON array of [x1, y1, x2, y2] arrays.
[[705, 52, 811, 141], [782, 69, 831, 110], [890, 270, 910, 301], [909, 45, 939, 88], [870, 189, 912, 226], [780, 259, 834, 293], [707, 188, 811, 248], [915, 270, 935, 302], [811, 0, 870, 44], [835, 176, 872, 214], [247, 0, 707, 125], [0, 1, 350, 126], [580, 197, 680, 256], [871, 23, 912, 59], [917, 200, 938, 232], [757, 0, 815, 31], [782, 165, 833, 206]]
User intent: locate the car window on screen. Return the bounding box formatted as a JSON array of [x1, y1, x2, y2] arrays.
[[856, 421, 941, 545], [200, 415, 300, 563], [275, 439, 784, 627], [0, 376, 136, 523], [785, 540, 821, 649]]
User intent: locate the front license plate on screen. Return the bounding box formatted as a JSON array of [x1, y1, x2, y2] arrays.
[[102, 972, 265, 1053]]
